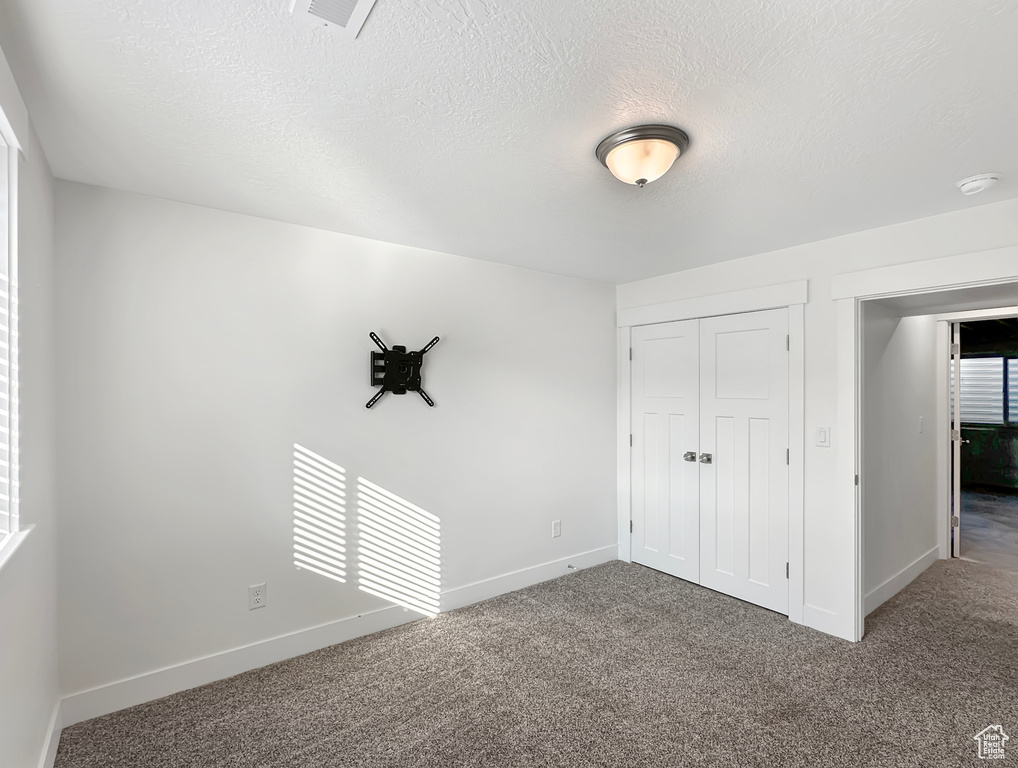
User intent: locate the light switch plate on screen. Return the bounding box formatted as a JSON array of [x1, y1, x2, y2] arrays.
[[816, 427, 831, 448]]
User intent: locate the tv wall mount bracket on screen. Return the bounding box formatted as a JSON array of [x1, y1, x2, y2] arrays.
[[366, 332, 440, 409]]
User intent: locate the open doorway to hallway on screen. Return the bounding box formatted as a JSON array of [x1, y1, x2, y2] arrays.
[[859, 285, 1018, 628], [954, 317, 1018, 572]]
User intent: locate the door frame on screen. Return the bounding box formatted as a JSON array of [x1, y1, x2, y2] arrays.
[[934, 306, 1018, 562], [831, 244, 1018, 642], [617, 280, 808, 625]]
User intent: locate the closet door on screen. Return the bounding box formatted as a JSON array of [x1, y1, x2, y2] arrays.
[[631, 320, 700, 581], [699, 309, 789, 614]]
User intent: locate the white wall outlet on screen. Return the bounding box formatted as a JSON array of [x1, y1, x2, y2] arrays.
[[816, 426, 831, 448], [552, 520, 561, 538], [248, 583, 267, 610]]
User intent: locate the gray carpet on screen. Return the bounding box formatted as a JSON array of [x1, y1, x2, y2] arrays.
[[55, 559, 1018, 767]]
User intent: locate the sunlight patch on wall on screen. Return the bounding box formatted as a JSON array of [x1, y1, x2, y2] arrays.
[[292, 444, 347, 583], [356, 477, 441, 616]]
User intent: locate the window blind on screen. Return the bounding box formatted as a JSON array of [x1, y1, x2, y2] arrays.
[[0, 142, 17, 536], [1009, 359, 1018, 424], [952, 357, 1005, 425]]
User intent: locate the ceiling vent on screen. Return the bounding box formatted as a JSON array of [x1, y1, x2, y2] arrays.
[[291, 0, 378, 39]]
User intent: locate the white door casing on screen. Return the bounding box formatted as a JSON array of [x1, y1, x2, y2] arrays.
[[831, 247, 1018, 642], [630, 320, 700, 582]]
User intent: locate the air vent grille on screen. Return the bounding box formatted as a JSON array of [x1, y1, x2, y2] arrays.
[[308, 0, 358, 27], [291, 0, 378, 38]]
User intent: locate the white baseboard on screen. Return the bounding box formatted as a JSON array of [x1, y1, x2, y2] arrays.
[[865, 545, 940, 616], [440, 545, 616, 612], [59, 545, 617, 729], [802, 603, 854, 642], [59, 604, 412, 728], [39, 701, 61, 768]]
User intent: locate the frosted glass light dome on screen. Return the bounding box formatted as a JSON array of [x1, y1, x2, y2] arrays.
[[595, 125, 690, 188]]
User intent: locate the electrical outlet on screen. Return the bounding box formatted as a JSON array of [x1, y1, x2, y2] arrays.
[[552, 520, 561, 538], [248, 583, 267, 610]]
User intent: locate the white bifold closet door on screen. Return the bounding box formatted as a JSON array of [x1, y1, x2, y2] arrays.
[[631, 308, 789, 615]]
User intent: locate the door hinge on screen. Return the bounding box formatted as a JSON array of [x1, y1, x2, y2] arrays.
[[786, 448, 789, 465], [786, 335, 790, 351], [951, 515, 960, 527], [630, 520, 633, 534], [855, 474, 859, 486], [950, 343, 960, 356], [629, 348, 633, 360], [786, 562, 789, 579], [629, 434, 633, 447], [951, 429, 961, 441]]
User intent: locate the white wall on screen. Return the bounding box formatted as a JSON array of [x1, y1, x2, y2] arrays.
[[0, 128, 59, 763], [861, 306, 939, 612], [54, 182, 617, 707], [618, 196, 1018, 640]]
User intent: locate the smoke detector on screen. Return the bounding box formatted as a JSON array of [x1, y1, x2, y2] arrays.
[[291, 0, 378, 38], [956, 173, 1000, 196]]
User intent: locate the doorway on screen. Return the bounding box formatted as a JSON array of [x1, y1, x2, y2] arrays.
[[630, 308, 790, 614], [857, 288, 1018, 626], [951, 317, 1018, 572]]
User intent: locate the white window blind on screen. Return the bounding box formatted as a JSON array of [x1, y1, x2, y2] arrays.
[[1009, 359, 1018, 423], [951, 357, 1005, 425], [0, 140, 17, 537]]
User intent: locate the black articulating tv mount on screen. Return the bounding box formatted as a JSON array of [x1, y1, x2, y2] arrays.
[[366, 332, 440, 409]]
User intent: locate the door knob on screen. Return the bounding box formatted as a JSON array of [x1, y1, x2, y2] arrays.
[[699, 453, 712, 464], [683, 451, 697, 462]]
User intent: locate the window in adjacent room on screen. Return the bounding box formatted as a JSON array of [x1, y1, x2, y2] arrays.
[[957, 357, 1006, 425], [951, 355, 1018, 426], [1009, 358, 1018, 423]]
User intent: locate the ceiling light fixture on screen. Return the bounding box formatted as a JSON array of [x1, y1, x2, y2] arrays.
[[595, 124, 689, 188], [956, 173, 1000, 196]]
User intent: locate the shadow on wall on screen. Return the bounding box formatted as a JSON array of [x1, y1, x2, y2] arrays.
[[292, 444, 442, 617]]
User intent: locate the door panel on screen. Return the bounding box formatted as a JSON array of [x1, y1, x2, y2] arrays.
[[631, 321, 700, 581], [712, 415, 736, 576], [699, 309, 789, 613], [714, 329, 771, 400], [748, 417, 772, 585]]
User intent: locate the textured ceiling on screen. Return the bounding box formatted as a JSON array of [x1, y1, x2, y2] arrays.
[[1, 0, 1017, 283]]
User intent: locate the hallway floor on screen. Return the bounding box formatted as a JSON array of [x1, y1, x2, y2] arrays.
[[961, 488, 1018, 572]]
